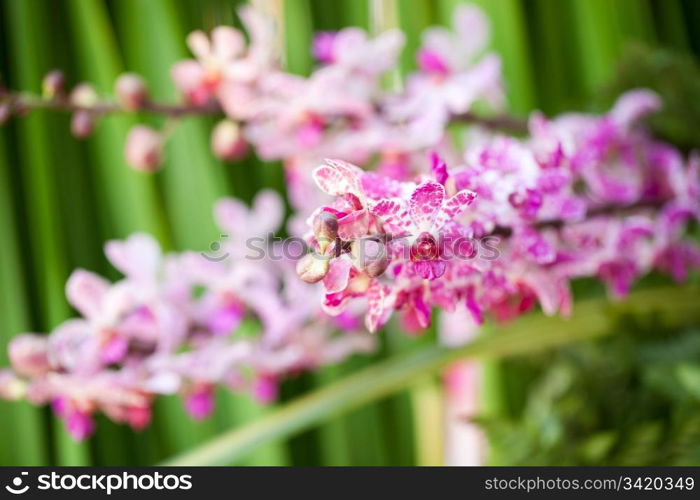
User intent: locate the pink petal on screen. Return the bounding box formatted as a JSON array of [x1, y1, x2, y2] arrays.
[[361, 172, 404, 198], [370, 198, 411, 235], [323, 258, 352, 294], [431, 152, 449, 185], [237, 5, 274, 58], [186, 30, 211, 60], [211, 26, 244, 60], [525, 273, 571, 316], [611, 89, 661, 130], [453, 4, 490, 58], [412, 291, 432, 329], [365, 280, 386, 333], [313, 165, 352, 196], [437, 189, 477, 227], [413, 260, 446, 280], [318, 159, 363, 196], [417, 48, 450, 76], [252, 190, 284, 235], [171, 60, 205, 96], [323, 291, 351, 316], [337, 209, 369, 240], [217, 81, 257, 120], [207, 303, 244, 335], [214, 197, 248, 234], [439, 309, 479, 347], [465, 287, 483, 325], [104, 233, 161, 279], [65, 269, 109, 318], [409, 181, 445, 232], [8, 334, 50, 377]]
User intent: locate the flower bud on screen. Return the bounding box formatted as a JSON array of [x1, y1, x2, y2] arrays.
[[211, 119, 248, 161], [0, 102, 10, 126], [125, 405, 152, 431], [69, 83, 99, 108], [184, 385, 214, 420], [253, 373, 278, 405], [352, 236, 389, 278], [313, 211, 338, 253], [312, 32, 337, 64], [0, 370, 26, 400], [70, 110, 95, 139], [42, 70, 65, 99], [115, 73, 148, 111], [66, 410, 95, 441], [124, 125, 163, 172], [296, 253, 330, 283], [9, 334, 50, 378]]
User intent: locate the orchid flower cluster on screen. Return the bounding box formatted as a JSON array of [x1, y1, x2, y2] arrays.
[[0, 5, 502, 171], [0, 191, 373, 440], [296, 90, 700, 336], [1, 4, 699, 441]]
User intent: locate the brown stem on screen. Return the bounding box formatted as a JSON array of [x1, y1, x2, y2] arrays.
[[3, 91, 528, 131], [490, 199, 665, 238], [451, 111, 528, 134], [4, 93, 221, 117]]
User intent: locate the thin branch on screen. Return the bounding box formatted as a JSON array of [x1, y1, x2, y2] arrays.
[[491, 200, 665, 238], [2, 91, 529, 131], [452, 111, 529, 134], [3, 93, 221, 117]]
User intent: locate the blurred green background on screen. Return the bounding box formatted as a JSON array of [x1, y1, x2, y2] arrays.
[[0, 0, 699, 466]]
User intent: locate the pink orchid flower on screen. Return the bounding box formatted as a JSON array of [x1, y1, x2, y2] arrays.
[[371, 180, 476, 279], [172, 26, 245, 105], [311, 159, 371, 241]]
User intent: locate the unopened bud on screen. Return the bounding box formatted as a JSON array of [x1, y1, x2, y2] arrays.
[[125, 125, 163, 172], [211, 119, 248, 161], [184, 385, 214, 420], [71, 110, 95, 139], [70, 83, 99, 108], [0, 102, 10, 125], [0, 371, 26, 401], [8, 334, 50, 377], [42, 70, 66, 99], [296, 253, 330, 283], [253, 373, 279, 405], [115, 73, 148, 111], [365, 256, 389, 278], [352, 236, 389, 278], [125, 404, 152, 431], [313, 211, 338, 253]]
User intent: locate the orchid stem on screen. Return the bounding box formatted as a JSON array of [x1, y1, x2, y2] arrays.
[[2, 91, 527, 131]]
